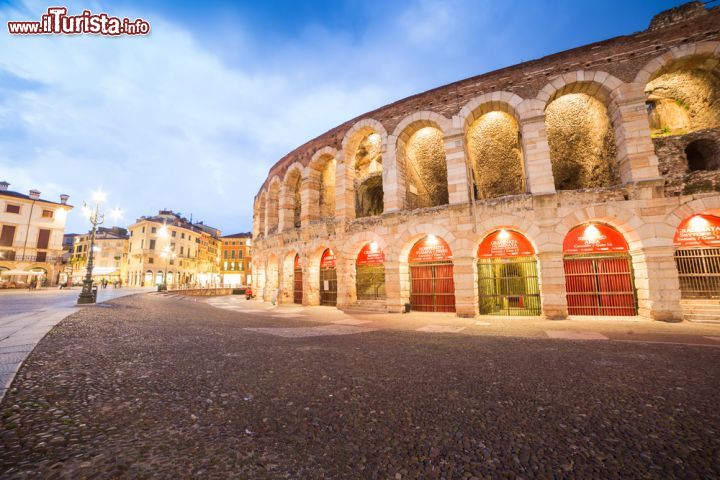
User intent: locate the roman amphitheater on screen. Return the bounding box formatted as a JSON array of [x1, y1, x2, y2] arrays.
[[252, 2, 720, 322]]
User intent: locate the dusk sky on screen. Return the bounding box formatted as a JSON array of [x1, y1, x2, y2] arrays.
[[0, 0, 687, 234]]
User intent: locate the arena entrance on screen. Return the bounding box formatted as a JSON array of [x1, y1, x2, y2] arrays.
[[293, 254, 303, 304], [477, 230, 540, 316], [409, 235, 455, 312], [356, 242, 385, 300], [563, 224, 637, 316], [673, 214, 720, 299], [319, 249, 337, 306]]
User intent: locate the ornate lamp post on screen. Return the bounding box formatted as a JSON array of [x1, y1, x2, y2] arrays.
[[77, 191, 122, 304], [160, 244, 176, 291]]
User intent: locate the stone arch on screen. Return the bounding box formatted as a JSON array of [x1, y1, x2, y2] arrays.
[[459, 94, 526, 199], [473, 215, 542, 259], [266, 177, 281, 235], [392, 112, 452, 210], [305, 243, 339, 306], [280, 249, 301, 304], [338, 231, 389, 305], [340, 119, 388, 219], [555, 203, 645, 251], [639, 43, 720, 136], [307, 147, 338, 221], [255, 190, 267, 237], [281, 163, 304, 231], [396, 223, 458, 263], [664, 196, 720, 233], [538, 73, 624, 191]]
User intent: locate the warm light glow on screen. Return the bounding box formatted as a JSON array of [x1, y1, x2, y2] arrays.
[[425, 234, 439, 245], [92, 246, 101, 253], [688, 215, 710, 232], [369, 241, 379, 253], [498, 229, 510, 240], [109, 207, 124, 222], [158, 225, 169, 238], [92, 190, 106, 203], [584, 224, 602, 243], [55, 208, 67, 222]]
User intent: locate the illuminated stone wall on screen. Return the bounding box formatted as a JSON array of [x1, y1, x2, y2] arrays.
[[319, 158, 336, 218], [466, 111, 524, 199], [404, 127, 449, 209], [545, 93, 618, 190], [354, 133, 384, 217]]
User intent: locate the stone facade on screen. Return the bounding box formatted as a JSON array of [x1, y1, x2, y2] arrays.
[[252, 3, 720, 322]]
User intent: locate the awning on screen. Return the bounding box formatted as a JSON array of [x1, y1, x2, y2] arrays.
[[0, 269, 42, 276]]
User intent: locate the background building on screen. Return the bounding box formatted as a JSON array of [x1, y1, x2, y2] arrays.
[[220, 232, 252, 287], [251, 3, 720, 322], [70, 227, 129, 285], [0, 181, 72, 287]]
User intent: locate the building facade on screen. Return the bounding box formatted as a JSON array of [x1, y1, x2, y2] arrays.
[[126, 211, 222, 287], [0, 181, 72, 287], [70, 227, 129, 285], [252, 3, 720, 322], [220, 232, 252, 287]]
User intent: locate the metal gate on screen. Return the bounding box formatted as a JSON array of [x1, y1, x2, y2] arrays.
[[564, 254, 637, 316], [293, 267, 303, 304], [675, 248, 720, 299], [410, 262, 455, 312], [320, 267, 337, 306], [477, 257, 540, 316], [356, 265, 385, 300]]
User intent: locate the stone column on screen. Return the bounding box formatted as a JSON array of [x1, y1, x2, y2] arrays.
[[444, 132, 472, 205], [537, 251, 567, 319], [303, 254, 320, 306], [301, 176, 318, 226], [631, 246, 682, 322], [611, 83, 661, 183], [336, 254, 355, 308], [519, 115, 556, 195], [384, 261, 404, 313], [452, 256, 477, 317], [381, 146, 402, 212], [278, 257, 293, 305], [334, 152, 354, 220]]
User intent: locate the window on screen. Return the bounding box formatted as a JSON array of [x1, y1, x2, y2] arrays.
[[172, 230, 177, 237], [180, 246, 184, 255], [142, 227, 145, 233], [5, 204, 20, 214], [238, 250, 243, 259], [41, 210, 53, 219], [151, 227, 156, 234], [141, 239, 144, 249], [0, 225, 16, 247], [224, 250, 228, 259], [224, 261, 228, 270], [231, 250, 236, 259], [181, 233, 185, 239], [148, 257, 154, 264], [149, 239, 156, 250]]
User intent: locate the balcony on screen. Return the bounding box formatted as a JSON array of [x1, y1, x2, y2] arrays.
[[0, 250, 62, 263]]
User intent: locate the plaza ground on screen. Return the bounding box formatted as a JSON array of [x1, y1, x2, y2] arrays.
[[1, 292, 719, 478]]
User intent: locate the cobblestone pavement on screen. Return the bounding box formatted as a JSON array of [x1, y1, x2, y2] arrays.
[[1, 294, 719, 479], [0, 288, 152, 400]]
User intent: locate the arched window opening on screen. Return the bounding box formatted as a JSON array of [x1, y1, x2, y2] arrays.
[[546, 93, 618, 190], [354, 133, 383, 218], [466, 111, 524, 199], [408, 235, 455, 312], [319, 157, 336, 218], [404, 127, 449, 209], [685, 138, 720, 171]]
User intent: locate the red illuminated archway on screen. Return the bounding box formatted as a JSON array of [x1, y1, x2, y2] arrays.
[[673, 214, 720, 299], [409, 235, 455, 312], [356, 242, 386, 300], [319, 248, 337, 306], [293, 254, 303, 304]]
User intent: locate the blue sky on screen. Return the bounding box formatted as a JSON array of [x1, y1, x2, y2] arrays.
[[0, 0, 687, 234]]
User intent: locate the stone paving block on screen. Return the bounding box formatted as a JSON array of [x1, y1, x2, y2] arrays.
[[244, 325, 376, 338], [0, 344, 34, 354], [0, 363, 19, 374], [0, 352, 28, 365], [546, 330, 609, 340]]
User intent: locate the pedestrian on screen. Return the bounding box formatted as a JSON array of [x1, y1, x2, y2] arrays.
[[29, 278, 37, 291]]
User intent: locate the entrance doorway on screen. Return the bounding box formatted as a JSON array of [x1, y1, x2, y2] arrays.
[[293, 254, 303, 304], [477, 229, 540, 316], [563, 223, 637, 316], [409, 235, 455, 312], [356, 242, 385, 300], [673, 214, 720, 299], [319, 249, 337, 306]]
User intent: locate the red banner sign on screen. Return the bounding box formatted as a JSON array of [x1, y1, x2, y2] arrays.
[[294, 254, 302, 269], [674, 214, 720, 247], [409, 236, 452, 263], [478, 230, 535, 258], [563, 224, 628, 254], [356, 242, 385, 266], [320, 249, 336, 269]]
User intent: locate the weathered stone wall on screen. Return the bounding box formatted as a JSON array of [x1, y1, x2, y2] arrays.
[[654, 126, 720, 195], [404, 127, 448, 208]]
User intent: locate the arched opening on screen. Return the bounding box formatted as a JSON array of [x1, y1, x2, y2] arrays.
[[401, 126, 449, 209], [144, 270, 153, 286], [356, 242, 385, 300], [477, 229, 540, 316], [155, 271, 164, 285], [293, 254, 303, 304], [685, 139, 720, 171], [354, 133, 384, 218], [256, 192, 266, 236], [319, 249, 337, 306], [645, 55, 720, 137], [563, 223, 637, 316], [267, 181, 280, 234], [673, 213, 720, 299], [466, 111, 525, 199], [283, 169, 303, 230], [265, 256, 279, 301], [409, 235, 455, 312], [545, 91, 618, 190]]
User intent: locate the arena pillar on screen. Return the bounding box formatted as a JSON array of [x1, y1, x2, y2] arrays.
[[336, 254, 356, 308], [383, 261, 405, 313], [519, 115, 556, 195], [453, 256, 478, 317], [631, 246, 683, 322], [444, 133, 472, 205], [537, 251, 568, 319], [302, 255, 320, 306]]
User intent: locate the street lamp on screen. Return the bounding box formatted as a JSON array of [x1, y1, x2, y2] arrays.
[[160, 245, 177, 291], [77, 190, 122, 304]]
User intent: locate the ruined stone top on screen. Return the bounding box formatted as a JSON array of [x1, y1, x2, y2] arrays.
[[256, 3, 720, 197]]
